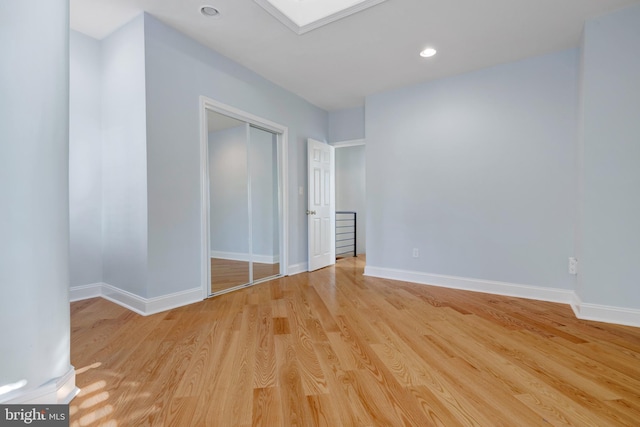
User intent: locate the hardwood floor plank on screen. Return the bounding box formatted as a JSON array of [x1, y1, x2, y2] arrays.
[[172, 321, 224, 398], [275, 334, 314, 427], [285, 294, 329, 396], [271, 297, 288, 318], [331, 318, 434, 425], [306, 394, 342, 427], [443, 357, 549, 426], [515, 392, 613, 427], [252, 387, 282, 427], [163, 396, 197, 427], [349, 369, 409, 426], [305, 287, 340, 333], [311, 342, 374, 426], [325, 331, 360, 371], [223, 305, 259, 426], [604, 399, 640, 425], [405, 385, 462, 427], [254, 304, 277, 388]]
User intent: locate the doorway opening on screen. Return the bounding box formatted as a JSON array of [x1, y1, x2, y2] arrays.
[[332, 139, 366, 259], [200, 97, 288, 297]]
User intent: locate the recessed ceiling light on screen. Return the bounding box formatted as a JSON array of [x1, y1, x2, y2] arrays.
[[420, 48, 437, 58], [200, 6, 220, 17]]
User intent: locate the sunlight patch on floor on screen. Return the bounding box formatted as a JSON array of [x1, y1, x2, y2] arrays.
[[71, 363, 117, 427]]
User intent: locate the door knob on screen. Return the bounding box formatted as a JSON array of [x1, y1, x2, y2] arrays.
[[306, 210, 316, 215]]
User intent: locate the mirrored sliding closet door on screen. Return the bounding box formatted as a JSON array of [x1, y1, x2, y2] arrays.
[[207, 110, 281, 296]]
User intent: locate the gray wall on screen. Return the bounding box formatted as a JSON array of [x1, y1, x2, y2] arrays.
[[366, 49, 579, 289], [101, 15, 149, 297], [579, 4, 640, 309], [335, 146, 366, 255], [0, 0, 72, 400], [70, 31, 103, 287], [144, 14, 327, 297], [329, 106, 365, 142]]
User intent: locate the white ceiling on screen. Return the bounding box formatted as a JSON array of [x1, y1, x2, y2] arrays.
[[70, 0, 640, 111]]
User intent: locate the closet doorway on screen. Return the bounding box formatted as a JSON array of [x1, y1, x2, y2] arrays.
[[200, 97, 288, 297]]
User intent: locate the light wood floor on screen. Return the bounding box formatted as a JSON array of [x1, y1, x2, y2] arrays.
[[70, 257, 640, 426], [211, 258, 280, 293]]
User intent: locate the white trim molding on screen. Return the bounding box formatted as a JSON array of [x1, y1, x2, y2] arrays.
[[330, 138, 365, 148], [2, 366, 78, 404], [570, 293, 640, 328], [100, 284, 147, 315], [69, 283, 102, 302], [70, 283, 202, 316], [365, 266, 574, 304], [364, 265, 640, 328], [287, 262, 309, 276]]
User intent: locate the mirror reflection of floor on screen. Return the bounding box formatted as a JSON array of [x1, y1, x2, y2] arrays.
[[210, 258, 280, 294]]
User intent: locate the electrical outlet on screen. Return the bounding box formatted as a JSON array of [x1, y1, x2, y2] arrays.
[[568, 257, 578, 275], [412, 248, 419, 258]]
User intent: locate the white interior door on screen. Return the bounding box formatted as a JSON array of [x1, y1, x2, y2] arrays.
[[307, 139, 335, 271]]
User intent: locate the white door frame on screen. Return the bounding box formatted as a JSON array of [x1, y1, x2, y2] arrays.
[[199, 96, 289, 299]]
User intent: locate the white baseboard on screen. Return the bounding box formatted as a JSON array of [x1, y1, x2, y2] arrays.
[[69, 283, 102, 302], [145, 287, 204, 315], [364, 266, 574, 304], [287, 262, 308, 276], [210, 251, 279, 264], [569, 292, 582, 318], [364, 265, 640, 328], [2, 366, 78, 404], [70, 283, 202, 316], [570, 293, 640, 328], [101, 284, 147, 315]]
